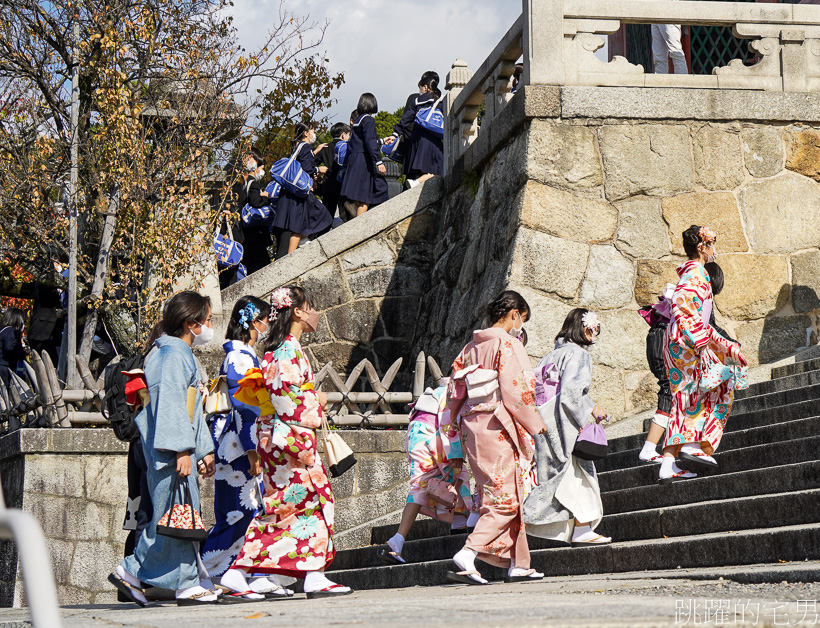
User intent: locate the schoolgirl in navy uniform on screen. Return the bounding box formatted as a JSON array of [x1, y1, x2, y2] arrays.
[[339, 93, 388, 217], [270, 123, 333, 260], [385, 71, 444, 189], [242, 149, 273, 275]]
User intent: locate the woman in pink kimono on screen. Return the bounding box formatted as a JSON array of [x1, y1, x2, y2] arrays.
[[660, 225, 746, 484], [220, 286, 352, 599], [443, 290, 546, 585]]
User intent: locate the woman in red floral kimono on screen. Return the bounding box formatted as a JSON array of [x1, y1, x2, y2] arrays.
[[220, 286, 352, 599], [442, 290, 546, 585], [660, 225, 746, 484]]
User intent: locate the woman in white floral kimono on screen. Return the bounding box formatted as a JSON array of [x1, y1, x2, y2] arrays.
[[220, 286, 352, 599]]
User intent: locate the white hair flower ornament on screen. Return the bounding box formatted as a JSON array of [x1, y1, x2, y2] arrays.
[[269, 287, 293, 321], [582, 311, 601, 338]]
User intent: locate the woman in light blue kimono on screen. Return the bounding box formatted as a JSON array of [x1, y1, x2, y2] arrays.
[[200, 296, 290, 598], [109, 291, 218, 606]]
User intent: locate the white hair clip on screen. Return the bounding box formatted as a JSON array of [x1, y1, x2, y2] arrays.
[[582, 311, 600, 335]]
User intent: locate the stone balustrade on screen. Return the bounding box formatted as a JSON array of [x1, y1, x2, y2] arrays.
[[446, 0, 820, 166]]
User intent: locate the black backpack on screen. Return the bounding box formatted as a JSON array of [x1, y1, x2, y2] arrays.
[[101, 354, 145, 442]]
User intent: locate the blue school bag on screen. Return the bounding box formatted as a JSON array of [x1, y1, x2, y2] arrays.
[[334, 140, 348, 184], [270, 142, 311, 198], [240, 179, 274, 228], [380, 137, 402, 162], [213, 218, 243, 268], [414, 93, 445, 138]]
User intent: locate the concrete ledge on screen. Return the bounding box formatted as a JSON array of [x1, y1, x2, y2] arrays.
[[561, 86, 820, 122], [0, 429, 128, 460]]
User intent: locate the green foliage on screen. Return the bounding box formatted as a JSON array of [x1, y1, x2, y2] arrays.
[[375, 107, 404, 140]]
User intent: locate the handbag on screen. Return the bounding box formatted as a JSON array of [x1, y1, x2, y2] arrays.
[[213, 218, 244, 268], [236, 263, 247, 282], [573, 421, 608, 461], [380, 137, 402, 162], [204, 375, 231, 415], [320, 414, 356, 477], [698, 348, 739, 393], [156, 476, 209, 542], [270, 142, 312, 198], [426, 477, 460, 509], [414, 93, 445, 138]]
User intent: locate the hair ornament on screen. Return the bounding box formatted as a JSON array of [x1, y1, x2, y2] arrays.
[[238, 302, 258, 330], [698, 226, 716, 245], [269, 287, 293, 321], [582, 311, 601, 336]]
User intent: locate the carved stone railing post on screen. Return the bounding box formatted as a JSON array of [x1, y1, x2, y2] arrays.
[[523, 0, 565, 86], [445, 58, 474, 169]]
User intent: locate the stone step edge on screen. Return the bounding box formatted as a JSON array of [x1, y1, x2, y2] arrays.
[[600, 414, 820, 470], [351, 489, 820, 564], [329, 523, 820, 586], [737, 368, 820, 401]]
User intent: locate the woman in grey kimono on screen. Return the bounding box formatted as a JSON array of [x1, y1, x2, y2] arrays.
[[109, 291, 219, 606], [522, 308, 612, 547]]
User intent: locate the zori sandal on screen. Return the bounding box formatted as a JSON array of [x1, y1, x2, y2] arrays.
[[376, 547, 406, 565], [176, 590, 221, 606], [658, 470, 697, 485], [446, 570, 488, 585], [305, 583, 354, 599], [504, 568, 544, 583], [677, 451, 718, 473], [108, 572, 147, 608], [571, 533, 612, 547]]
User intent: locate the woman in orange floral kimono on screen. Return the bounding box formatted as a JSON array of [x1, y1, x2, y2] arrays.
[[661, 226, 746, 484], [220, 286, 352, 599], [442, 290, 546, 585]]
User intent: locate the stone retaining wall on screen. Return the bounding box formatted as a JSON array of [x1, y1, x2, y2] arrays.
[[0, 428, 407, 607]]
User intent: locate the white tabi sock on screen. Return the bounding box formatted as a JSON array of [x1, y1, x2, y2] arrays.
[[680, 443, 716, 464], [220, 568, 250, 593], [387, 533, 405, 555], [639, 441, 660, 461], [175, 585, 218, 601], [303, 571, 350, 594], [116, 564, 148, 605], [659, 458, 697, 480], [466, 511, 481, 528]]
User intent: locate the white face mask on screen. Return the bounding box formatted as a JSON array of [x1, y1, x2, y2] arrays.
[[254, 168, 264, 181], [191, 323, 214, 346], [253, 320, 268, 342], [508, 312, 524, 340], [707, 250, 718, 263], [246, 159, 257, 173]]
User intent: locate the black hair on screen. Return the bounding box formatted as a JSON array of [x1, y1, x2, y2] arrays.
[[350, 110, 358, 123], [263, 285, 315, 353], [682, 224, 717, 260], [356, 93, 378, 115], [418, 71, 439, 92], [556, 308, 599, 347], [0, 307, 25, 331], [226, 296, 271, 343], [704, 262, 725, 296], [485, 290, 530, 326], [250, 147, 265, 168], [520, 328, 528, 347], [293, 122, 315, 145], [160, 291, 211, 338], [330, 122, 350, 139]]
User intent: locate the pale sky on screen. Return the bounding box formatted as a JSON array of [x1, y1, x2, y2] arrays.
[[229, 0, 523, 121]]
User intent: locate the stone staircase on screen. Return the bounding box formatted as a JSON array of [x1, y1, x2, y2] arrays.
[[326, 356, 820, 589]]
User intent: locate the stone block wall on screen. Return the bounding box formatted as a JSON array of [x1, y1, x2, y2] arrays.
[[0, 428, 408, 606], [415, 88, 820, 423]]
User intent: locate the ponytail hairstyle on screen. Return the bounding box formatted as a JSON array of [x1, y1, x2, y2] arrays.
[[682, 224, 717, 260], [142, 321, 164, 354], [263, 285, 314, 353], [556, 308, 600, 347], [485, 290, 530, 326], [293, 121, 315, 146], [418, 70, 440, 93], [160, 291, 211, 339], [226, 296, 271, 343]]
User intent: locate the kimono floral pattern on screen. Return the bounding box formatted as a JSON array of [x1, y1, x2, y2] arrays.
[[201, 341, 263, 578], [231, 335, 336, 577], [664, 261, 745, 455]]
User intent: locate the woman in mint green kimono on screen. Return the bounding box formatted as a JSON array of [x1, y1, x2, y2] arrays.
[[109, 291, 218, 607]]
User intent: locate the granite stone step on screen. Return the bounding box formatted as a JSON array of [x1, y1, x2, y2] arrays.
[[597, 415, 820, 473], [343, 489, 820, 572], [736, 368, 820, 400], [597, 435, 820, 492], [368, 459, 820, 545], [772, 357, 820, 380], [637, 396, 820, 444], [328, 523, 820, 590], [730, 382, 820, 415]]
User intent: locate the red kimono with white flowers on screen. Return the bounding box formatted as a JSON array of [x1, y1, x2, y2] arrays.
[[231, 335, 335, 577]]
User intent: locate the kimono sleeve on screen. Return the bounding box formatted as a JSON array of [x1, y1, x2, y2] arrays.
[[498, 339, 544, 436], [229, 349, 261, 454], [557, 349, 596, 430], [262, 345, 323, 429], [671, 276, 711, 350], [151, 350, 198, 453]]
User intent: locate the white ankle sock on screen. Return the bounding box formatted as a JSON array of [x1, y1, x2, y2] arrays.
[[175, 585, 218, 601], [220, 568, 249, 593], [387, 533, 405, 555], [303, 571, 350, 594], [466, 511, 480, 528]]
